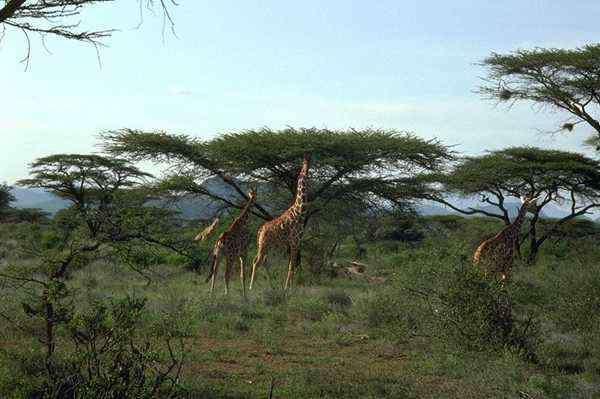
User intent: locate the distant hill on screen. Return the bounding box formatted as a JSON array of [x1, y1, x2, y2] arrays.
[[475, 201, 570, 220], [416, 197, 575, 220], [415, 203, 461, 216], [11, 177, 248, 220], [12, 187, 69, 215], [10, 183, 591, 222], [153, 176, 254, 219]]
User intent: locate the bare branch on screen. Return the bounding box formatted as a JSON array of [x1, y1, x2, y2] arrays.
[[1, 0, 179, 65]]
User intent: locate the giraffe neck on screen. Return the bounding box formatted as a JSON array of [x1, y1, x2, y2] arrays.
[[291, 156, 310, 216], [234, 196, 255, 226], [505, 202, 530, 238]]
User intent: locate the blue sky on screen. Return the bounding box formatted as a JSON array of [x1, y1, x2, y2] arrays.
[[2, 1, 600, 183]]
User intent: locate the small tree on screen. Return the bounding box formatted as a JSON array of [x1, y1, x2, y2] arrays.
[[426, 147, 600, 263], [1, 153, 188, 396], [0, 183, 15, 215], [479, 44, 600, 143], [18, 154, 153, 236]]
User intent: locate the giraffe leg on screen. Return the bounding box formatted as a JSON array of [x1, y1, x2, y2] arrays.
[[224, 256, 234, 295], [285, 245, 298, 290], [239, 256, 246, 300], [250, 240, 267, 291], [210, 271, 217, 295], [209, 251, 221, 296], [250, 252, 265, 291]]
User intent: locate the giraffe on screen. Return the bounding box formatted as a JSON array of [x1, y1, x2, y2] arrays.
[[194, 217, 220, 242], [250, 153, 311, 290], [473, 195, 539, 281], [195, 189, 257, 296]]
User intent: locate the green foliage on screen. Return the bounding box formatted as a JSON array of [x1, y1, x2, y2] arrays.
[[441, 147, 600, 198], [103, 127, 453, 219], [262, 288, 288, 307], [2, 201, 600, 398], [426, 146, 600, 262], [292, 296, 330, 321], [0, 183, 15, 213], [323, 288, 352, 313], [479, 43, 600, 141], [434, 266, 539, 356], [1, 295, 187, 398], [18, 154, 153, 206], [357, 288, 419, 337]]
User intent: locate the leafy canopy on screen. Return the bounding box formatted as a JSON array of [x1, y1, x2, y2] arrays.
[[102, 127, 452, 220], [17, 154, 153, 209], [428, 146, 600, 262], [0, 183, 15, 212], [480, 44, 600, 140], [444, 147, 600, 201]]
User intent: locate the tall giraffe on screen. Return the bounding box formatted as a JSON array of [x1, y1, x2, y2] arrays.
[[250, 153, 311, 290], [195, 189, 257, 296], [473, 195, 539, 281]]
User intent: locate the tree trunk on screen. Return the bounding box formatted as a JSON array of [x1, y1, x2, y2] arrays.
[[42, 289, 56, 379], [525, 211, 541, 265], [527, 240, 541, 264]]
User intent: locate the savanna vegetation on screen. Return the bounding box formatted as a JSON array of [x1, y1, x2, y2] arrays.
[[2, 43, 600, 399]]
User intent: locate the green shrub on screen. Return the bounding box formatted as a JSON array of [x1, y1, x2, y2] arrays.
[[433, 266, 539, 358], [293, 297, 330, 321], [354, 288, 422, 341], [0, 295, 187, 399], [323, 288, 352, 312], [262, 288, 287, 307]]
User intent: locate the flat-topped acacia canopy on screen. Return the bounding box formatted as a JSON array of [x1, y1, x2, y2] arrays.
[[425, 146, 600, 262], [101, 127, 453, 221]]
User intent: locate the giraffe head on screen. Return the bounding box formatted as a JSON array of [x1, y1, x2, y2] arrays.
[[247, 188, 258, 203], [194, 217, 220, 242], [520, 195, 540, 211]]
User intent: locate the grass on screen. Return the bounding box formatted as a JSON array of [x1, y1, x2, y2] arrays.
[[1, 218, 600, 398]]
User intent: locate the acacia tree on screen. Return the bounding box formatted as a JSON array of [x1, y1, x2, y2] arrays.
[[101, 128, 451, 270], [0, 0, 178, 67], [479, 44, 600, 143], [0, 183, 15, 215], [18, 154, 153, 236], [16, 154, 203, 265], [1, 154, 188, 394], [425, 147, 600, 263], [102, 128, 452, 223]]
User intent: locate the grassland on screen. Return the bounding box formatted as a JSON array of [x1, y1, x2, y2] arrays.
[[1, 216, 600, 398]]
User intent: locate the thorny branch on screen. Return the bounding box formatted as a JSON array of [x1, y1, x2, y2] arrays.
[[0, 0, 179, 68]]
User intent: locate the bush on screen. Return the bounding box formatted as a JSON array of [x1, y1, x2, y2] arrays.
[[323, 289, 353, 312], [432, 266, 539, 358], [293, 297, 330, 321], [262, 288, 288, 307], [0, 295, 187, 399], [355, 288, 422, 341]]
